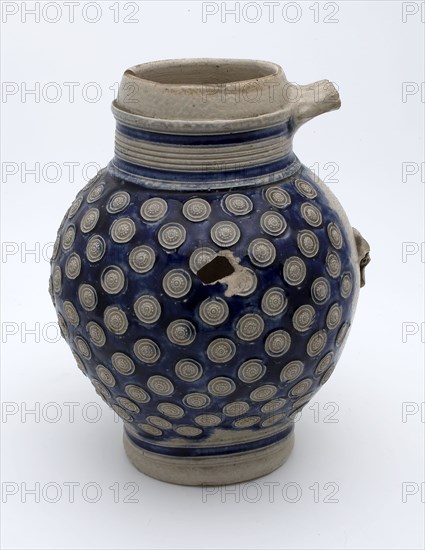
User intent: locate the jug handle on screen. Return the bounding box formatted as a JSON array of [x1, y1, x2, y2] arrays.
[[352, 228, 371, 287]]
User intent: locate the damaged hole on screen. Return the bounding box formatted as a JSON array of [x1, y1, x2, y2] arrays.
[[197, 256, 235, 284]]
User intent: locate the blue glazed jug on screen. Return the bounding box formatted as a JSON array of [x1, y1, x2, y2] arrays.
[[49, 59, 370, 485]]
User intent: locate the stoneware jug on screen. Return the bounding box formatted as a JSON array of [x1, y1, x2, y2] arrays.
[[49, 59, 370, 485]]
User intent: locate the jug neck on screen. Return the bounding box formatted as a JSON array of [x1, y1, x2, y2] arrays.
[[110, 118, 299, 190]]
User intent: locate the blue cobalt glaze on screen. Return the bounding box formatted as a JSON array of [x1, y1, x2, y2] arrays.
[[112, 155, 298, 184], [115, 120, 293, 145], [50, 161, 357, 459]]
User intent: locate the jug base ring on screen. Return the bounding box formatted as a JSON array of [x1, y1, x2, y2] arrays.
[[123, 429, 295, 486]]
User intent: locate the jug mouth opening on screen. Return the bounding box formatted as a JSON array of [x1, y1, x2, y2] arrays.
[[125, 58, 281, 86]]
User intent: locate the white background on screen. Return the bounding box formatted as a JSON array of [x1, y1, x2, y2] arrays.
[[1, 1, 424, 549]]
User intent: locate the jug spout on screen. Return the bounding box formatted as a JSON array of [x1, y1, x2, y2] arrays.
[[293, 80, 341, 129]]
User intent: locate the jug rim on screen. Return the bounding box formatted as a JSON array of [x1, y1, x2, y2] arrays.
[[123, 58, 284, 87]]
